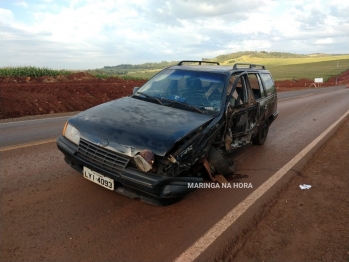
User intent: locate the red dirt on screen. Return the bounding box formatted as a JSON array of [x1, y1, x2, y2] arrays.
[[223, 118, 349, 261], [0, 73, 147, 119], [274, 69, 349, 91], [1, 70, 348, 119]]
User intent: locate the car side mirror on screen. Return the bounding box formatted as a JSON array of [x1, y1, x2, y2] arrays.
[[133, 87, 140, 94]]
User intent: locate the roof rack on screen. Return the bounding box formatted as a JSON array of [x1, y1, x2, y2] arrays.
[[233, 63, 265, 70], [177, 60, 220, 66]]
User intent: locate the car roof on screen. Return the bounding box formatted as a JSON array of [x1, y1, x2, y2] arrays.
[[168, 61, 270, 74]]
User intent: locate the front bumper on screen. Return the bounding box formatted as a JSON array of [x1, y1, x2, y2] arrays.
[[57, 136, 202, 203]]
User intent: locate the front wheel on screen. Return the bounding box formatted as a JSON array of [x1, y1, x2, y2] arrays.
[[252, 121, 269, 145], [207, 147, 235, 176]]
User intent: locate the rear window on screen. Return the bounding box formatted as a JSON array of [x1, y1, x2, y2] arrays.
[[260, 73, 276, 95]]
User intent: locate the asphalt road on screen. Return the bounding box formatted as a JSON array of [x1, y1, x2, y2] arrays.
[[1, 85, 348, 261], [0, 85, 344, 148]]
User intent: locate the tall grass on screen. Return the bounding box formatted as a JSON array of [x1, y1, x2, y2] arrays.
[[0, 66, 147, 81], [86, 69, 148, 80], [0, 66, 72, 77]]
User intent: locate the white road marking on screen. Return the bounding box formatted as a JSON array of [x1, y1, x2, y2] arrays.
[[174, 109, 349, 262], [0, 115, 72, 125], [0, 139, 56, 152]]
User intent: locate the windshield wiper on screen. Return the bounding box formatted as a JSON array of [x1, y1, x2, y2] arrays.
[[136, 92, 163, 105], [161, 98, 203, 114]]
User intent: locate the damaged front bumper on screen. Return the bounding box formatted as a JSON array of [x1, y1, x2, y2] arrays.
[[57, 136, 202, 204]]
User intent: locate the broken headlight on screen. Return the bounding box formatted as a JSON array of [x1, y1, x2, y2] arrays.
[[134, 150, 154, 172]]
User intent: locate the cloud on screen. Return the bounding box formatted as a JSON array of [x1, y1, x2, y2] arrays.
[[314, 38, 333, 44], [0, 0, 348, 69], [13, 1, 28, 8], [0, 8, 15, 22]]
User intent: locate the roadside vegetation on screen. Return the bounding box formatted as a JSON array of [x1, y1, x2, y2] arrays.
[[99, 52, 349, 81], [1, 52, 348, 82], [117, 52, 349, 81], [0, 66, 73, 78], [0, 66, 147, 81], [219, 53, 349, 81], [84, 69, 148, 80]]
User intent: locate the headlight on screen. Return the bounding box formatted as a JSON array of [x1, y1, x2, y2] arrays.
[[63, 122, 80, 145], [134, 150, 154, 172]]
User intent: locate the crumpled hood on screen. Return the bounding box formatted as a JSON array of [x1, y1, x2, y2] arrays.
[[68, 97, 213, 157]]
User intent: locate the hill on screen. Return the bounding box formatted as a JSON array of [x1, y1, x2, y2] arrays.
[[90, 51, 349, 81]]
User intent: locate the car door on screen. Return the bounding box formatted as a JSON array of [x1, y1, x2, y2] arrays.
[[259, 72, 277, 123], [224, 73, 259, 151], [246, 73, 267, 124]]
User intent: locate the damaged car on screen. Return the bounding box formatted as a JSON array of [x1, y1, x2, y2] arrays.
[[57, 61, 278, 205]]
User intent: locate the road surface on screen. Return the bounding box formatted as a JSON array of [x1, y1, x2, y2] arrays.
[[1, 85, 348, 261]]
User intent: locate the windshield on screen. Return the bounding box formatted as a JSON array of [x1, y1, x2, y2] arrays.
[[136, 69, 226, 114]]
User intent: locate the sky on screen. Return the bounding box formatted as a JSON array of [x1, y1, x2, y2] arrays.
[[0, 0, 348, 69]]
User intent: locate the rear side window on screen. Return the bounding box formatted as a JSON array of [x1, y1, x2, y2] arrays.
[[260, 73, 276, 95], [247, 73, 265, 99]]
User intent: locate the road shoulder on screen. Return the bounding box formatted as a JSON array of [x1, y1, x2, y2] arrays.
[[222, 117, 349, 261]]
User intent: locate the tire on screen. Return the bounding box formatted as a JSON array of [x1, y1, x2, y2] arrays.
[[252, 121, 269, 145], [207, 147, 235, 176]]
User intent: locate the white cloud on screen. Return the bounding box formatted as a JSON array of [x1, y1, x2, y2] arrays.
[[0, 0, 348, 69], [14, 1, 28, 8], [0, 8, 15, 22], [314, 38, 333, 44]]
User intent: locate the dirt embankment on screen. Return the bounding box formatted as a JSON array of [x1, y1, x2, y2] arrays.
[[1, 70, 348, 119], [0, 73, 147, 119], [274, 69, 349, 91]]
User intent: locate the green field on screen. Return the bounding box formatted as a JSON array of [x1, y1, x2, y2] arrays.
[[221, 55, 349, 81], [126, 69, 162, 79], [267, 59, 349, 81], [123, 54, 349, 81], [1, 52, 348, 82]]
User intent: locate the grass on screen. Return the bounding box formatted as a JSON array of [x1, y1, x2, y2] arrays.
[[116, 55, 349, 81], [267, 59, 349, 81], [85, 69, 148, 80], [0, 67, 147, 81], [221, 55, 349, 81], [126, 69, 161, 79], [0, 66, 72, 77], [2, 54, 348, 82]]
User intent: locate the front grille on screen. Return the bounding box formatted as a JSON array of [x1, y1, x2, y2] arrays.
[[78, 139, 130, 171]]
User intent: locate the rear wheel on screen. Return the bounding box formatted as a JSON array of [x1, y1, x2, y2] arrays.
[[252, 121, 269, 145]]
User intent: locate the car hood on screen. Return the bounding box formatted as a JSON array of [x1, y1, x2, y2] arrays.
[[69, 97, 213, 157]]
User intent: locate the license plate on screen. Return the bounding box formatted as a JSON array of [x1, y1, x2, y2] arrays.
[[83, 167, 114, 190]]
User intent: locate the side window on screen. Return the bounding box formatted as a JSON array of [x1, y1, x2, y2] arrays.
[[256, 74, 266, 98], [260, 73, 276, 96], [247, 73, 265, 99], [228, 74, 248, 106]]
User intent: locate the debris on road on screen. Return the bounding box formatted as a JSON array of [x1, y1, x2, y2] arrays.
[[299, 184, 312, 190]]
